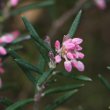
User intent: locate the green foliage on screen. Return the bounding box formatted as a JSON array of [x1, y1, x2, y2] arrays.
[[14, 59, 43, 74], [22, 17, 52, 52], [45, 90, 78, 110], [107, 66, 110, 70], [11, 0, 55, 16], [60, 72, 92, 81], [68, 10, 82, 37], [37, 69, 54, 87], [6, 10, 89, 110], [43, 84, 84, 96], [37, 55, 46, 71], [12, 36, 31, 45], [22, 16, 54, 63], [8, 49, 39, 84], [6, 98, 33, 110], [98, 74, 110, 91]]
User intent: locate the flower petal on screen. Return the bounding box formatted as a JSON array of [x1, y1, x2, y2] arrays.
[[64, 43, 75, 50], [0, 46, 7, 55], [73, 52, 84, 59], [55, 55, 62, 63], [1, 31, 20, 43], [72, 38, 83, 44], [67, 52, 74, 59], [64, 61, 72, 72], [55, 40, 60, 50], [72, 60, 84, 72]]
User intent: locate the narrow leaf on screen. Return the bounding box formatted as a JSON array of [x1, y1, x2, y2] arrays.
[[74, 75, 92, 81], [60, 72, 92, 81], [37, 55, 46, 71], [68, 10, 82, 37], [0, 98, 13, 106], [45, 90, 78, 110], [43, 84, 84, 96], [12, 35, 31, 45], [98, 74, 110, 91], [22, 17, 51, 52], [8, 49, 38, 84], [19, 66, 37, 84], [11, 0, 55, 16], [14, 59, 43, 74], [107, 66, 110, 70], [6, 98, 33, 110], [37, 69, 54, 87]]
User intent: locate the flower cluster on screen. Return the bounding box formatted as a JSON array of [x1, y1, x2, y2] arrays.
[[0, 30, 20, 74], [54, 35, 84, 72]]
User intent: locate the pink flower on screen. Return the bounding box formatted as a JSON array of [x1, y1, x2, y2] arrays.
[[55, 40, 60, 50], [0, 30, 20, 56], [0, 30, 20, 44], [55, 55, 62, 63], [93, 0, 106, 10], [64, 60, 72, 72], [10, 0, 19, 7], [0, 46, 7, 55], [72, 60, 84, 72], [54, 35, 84, 72]]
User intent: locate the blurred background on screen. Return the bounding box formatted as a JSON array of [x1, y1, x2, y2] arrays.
[[1, 0, 110, 110]]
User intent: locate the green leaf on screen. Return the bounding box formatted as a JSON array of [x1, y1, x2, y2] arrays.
[[22, 17, 52, 52], [37, 69, 54, 87], [68, 10, 82, 37], [60, 72, 92, 81], [14, 59, 43, 74], [98, 74, 110, 91], [45, 90, 78, 110], [6, 98, 33, 110], [37, 55, 46, 71], [73, 75, 92, 81], [20, 66, 38, 84], [43, 84, 84, 96], [0, 98, 13, 106], [11, 0, 55, 16], [8, 49, 38, 84], [12, 35, 31, 45], [107, 66, 110, 70]]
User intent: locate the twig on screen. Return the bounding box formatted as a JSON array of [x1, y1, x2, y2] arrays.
[[47, 0, 87, 37]]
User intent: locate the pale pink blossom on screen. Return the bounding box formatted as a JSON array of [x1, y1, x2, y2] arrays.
[[54, 35, 84, 72], [10, 0, 19, 7], [0, 46, 7, 55], [93, 0, 106, 10], [55, 40, 60, 50], [72, 60, 84, 72], [64, 60, 72, 72], [0, 30, 20, 43], [0, 30, 19, 55], [55, 55, 62, 63]]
